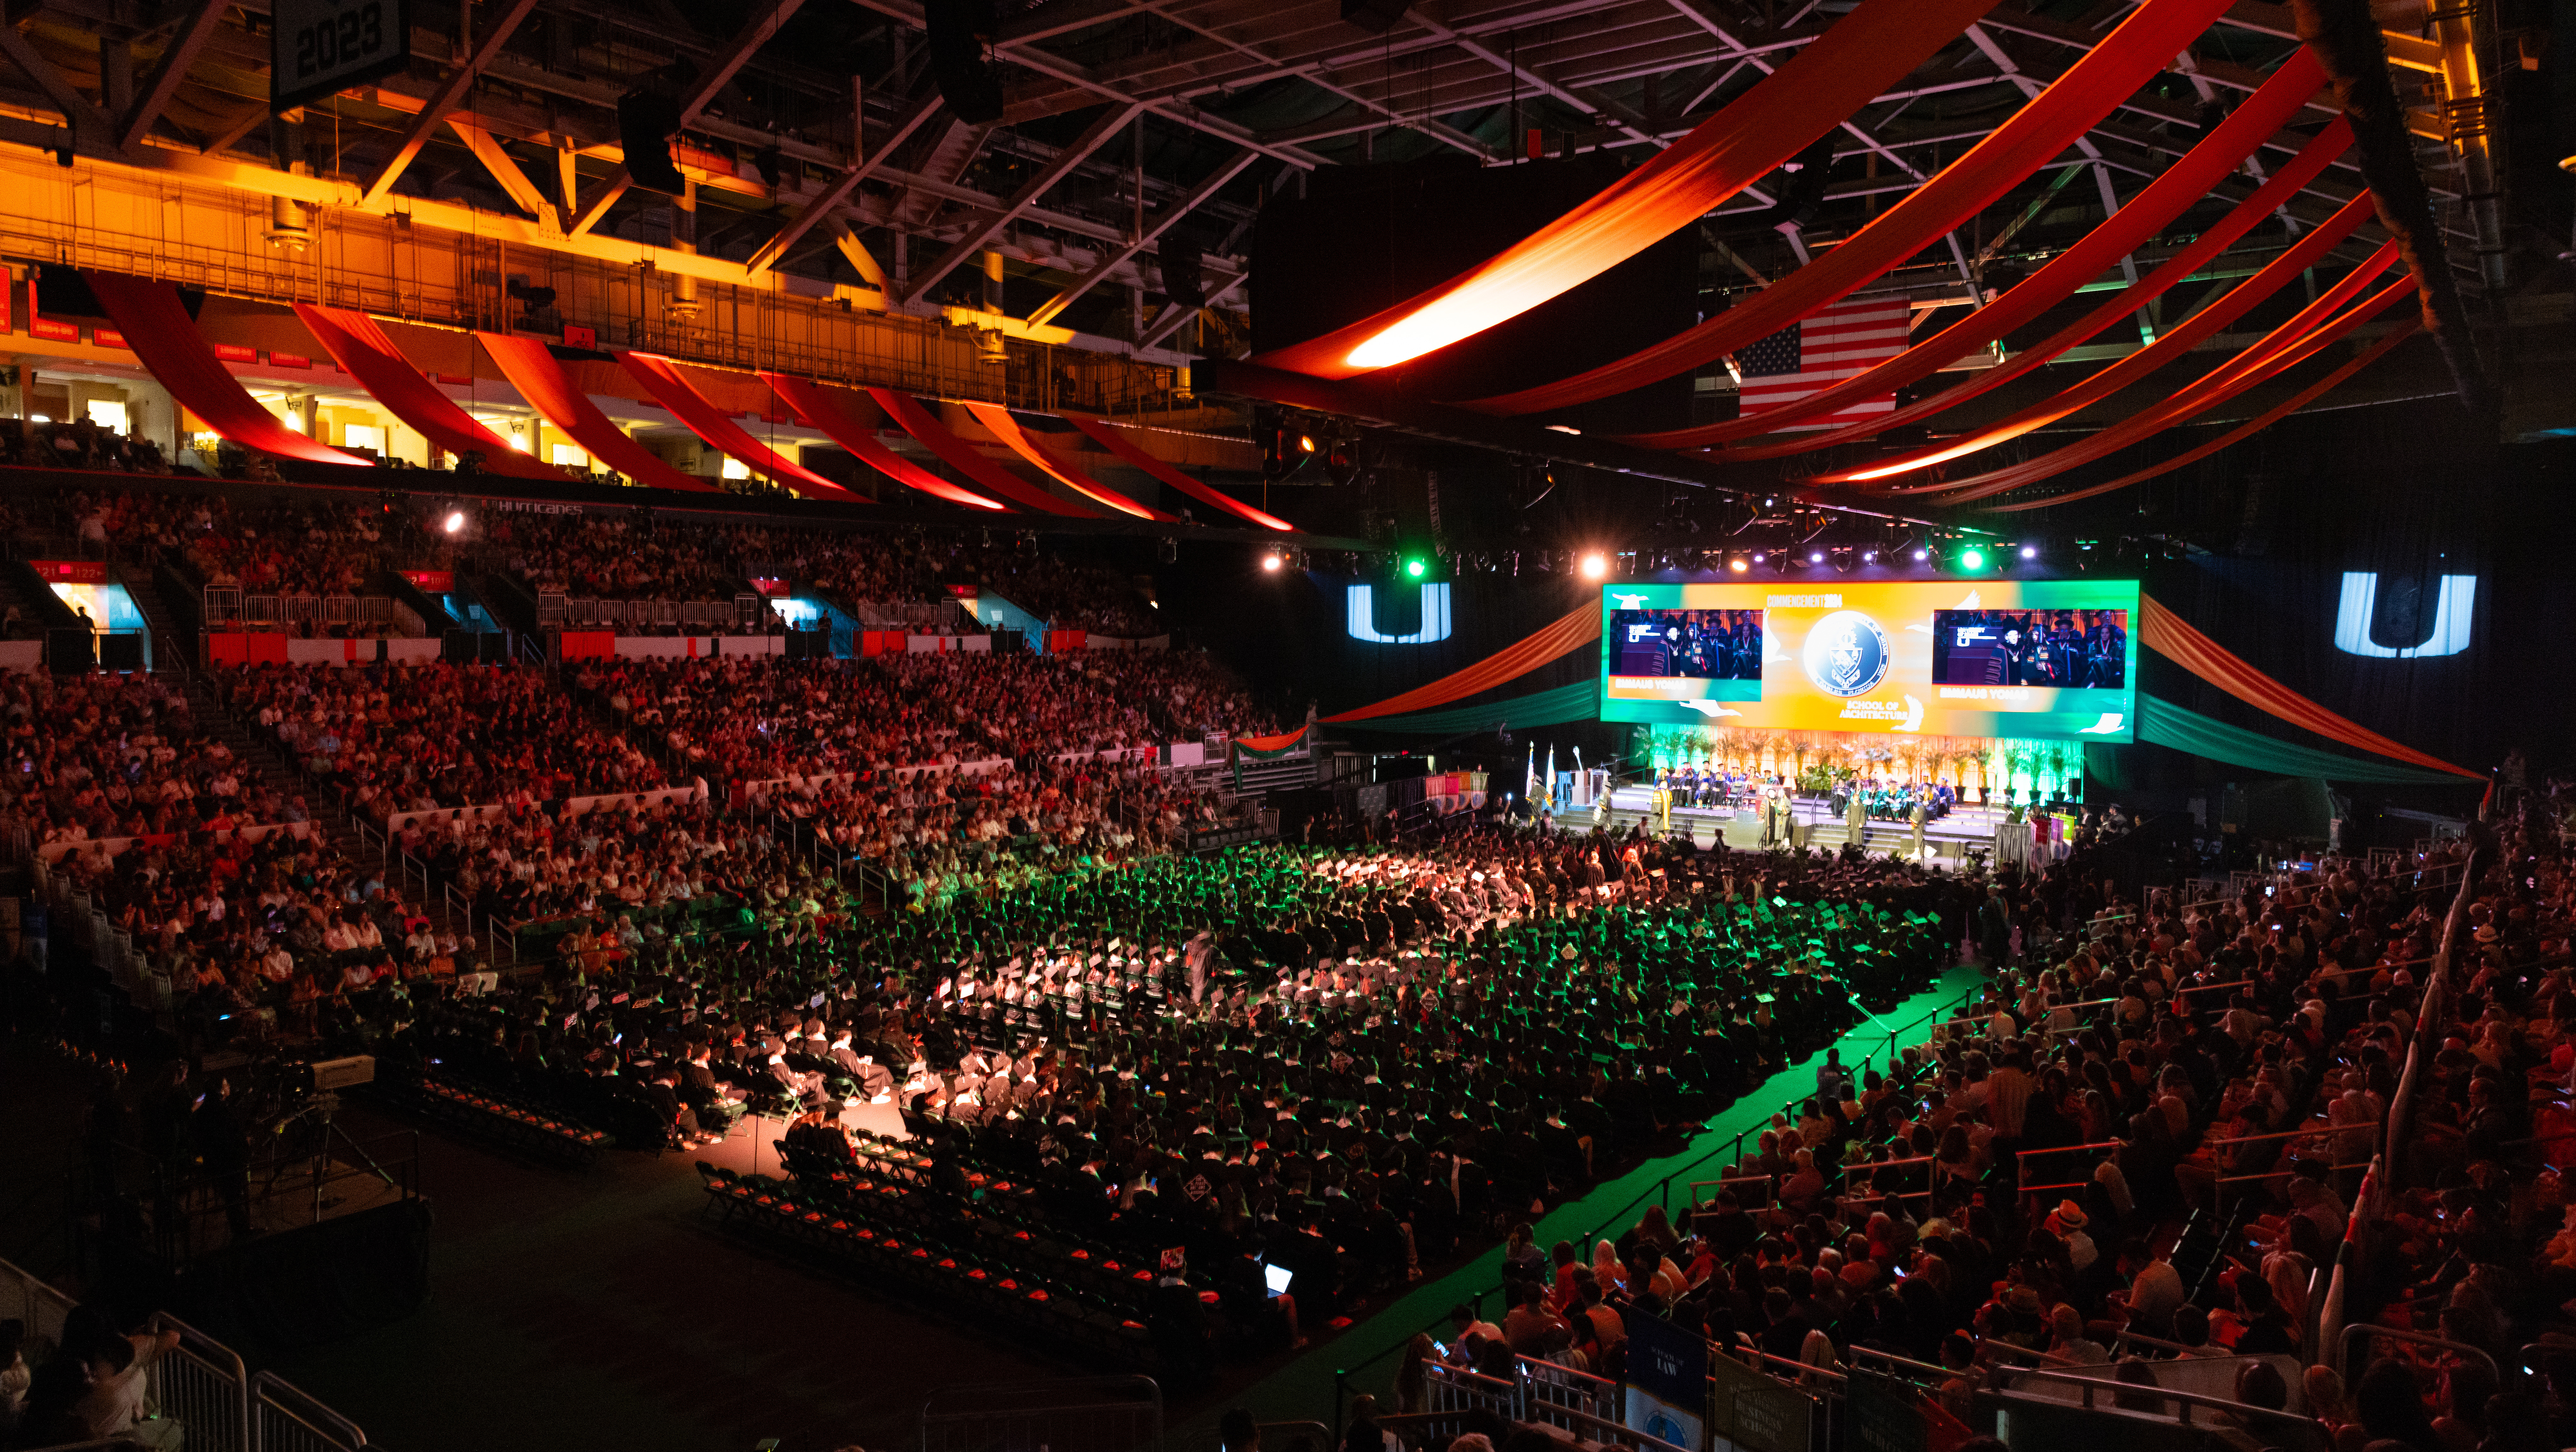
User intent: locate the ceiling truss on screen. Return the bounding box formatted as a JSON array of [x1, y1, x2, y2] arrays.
[[0, 0, 2491, 367]]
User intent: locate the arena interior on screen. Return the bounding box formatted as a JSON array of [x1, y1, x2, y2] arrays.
[[0, 0, 2570, 1450]]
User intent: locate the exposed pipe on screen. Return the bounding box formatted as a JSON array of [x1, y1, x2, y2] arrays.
[[2428, 0, 2509, 297], [2288, 0, 2496, 415]]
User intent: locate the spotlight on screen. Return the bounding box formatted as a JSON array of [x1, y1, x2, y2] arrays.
[[2020, 544, 2037, 560], [1728, 556, 1749, 574], [1959, 547, 1987, 572], [1404, 556, 1428, 579], [1862, 550, 1876, 563], [1912, 548, 1929, 562], [1297, 434, 1317, 453], [1261, 551, 1283, 572], [1579, 551, 1608, 580], [1808, 550, 1824, 565], [1752, 551, 1767, 564], [444, 510, 466, 534]]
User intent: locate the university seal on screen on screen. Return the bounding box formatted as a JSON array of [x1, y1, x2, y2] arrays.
[[1802, 610, 1891, 697]]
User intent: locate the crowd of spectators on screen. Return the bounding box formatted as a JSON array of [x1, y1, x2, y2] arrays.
[[489, 512, 756, 602], [0, 673, 310, 846], [2, 414, 170, 474], [589, 657, 940, 785], [581, 650, 1266, 795], [779, 526, 948, 609], [755, 755, 1231, 903], [1335, 809, 2576, 1452], [1084, 648, 1285, 741], [400, 796, 784, 929], [216, 661, 669, 821], [80, 489, 434, 601], [47, 801, 461, 1045], [937, 539, 1162, 636], [879, 651, 1164, 760]]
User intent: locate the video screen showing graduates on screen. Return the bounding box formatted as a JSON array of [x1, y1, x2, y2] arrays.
[[1607, 608, 1765, 679], [1932, 607, 2130, 690]]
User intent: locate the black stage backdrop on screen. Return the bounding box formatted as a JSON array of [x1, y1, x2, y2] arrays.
[[1182, 562, 1602, 722], [2127, 416, 2575, 778]]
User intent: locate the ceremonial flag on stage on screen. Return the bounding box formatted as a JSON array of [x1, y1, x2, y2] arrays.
[[1733, 296, 1910, 428]]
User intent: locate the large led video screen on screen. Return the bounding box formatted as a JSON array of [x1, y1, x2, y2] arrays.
[[1600, 579, 2140, 741]]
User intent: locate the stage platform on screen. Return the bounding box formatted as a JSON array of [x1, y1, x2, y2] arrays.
[[1594, 787, 2015, 862]]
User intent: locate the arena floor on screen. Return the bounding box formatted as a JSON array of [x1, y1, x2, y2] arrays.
[[0, 956, 1988, 1451]]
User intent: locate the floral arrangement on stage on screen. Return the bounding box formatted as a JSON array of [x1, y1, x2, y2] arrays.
[[1641, 724, 2095, 805]]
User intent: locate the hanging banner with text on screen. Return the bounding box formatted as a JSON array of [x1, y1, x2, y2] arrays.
[[1623, 1310, 1710, 1452]]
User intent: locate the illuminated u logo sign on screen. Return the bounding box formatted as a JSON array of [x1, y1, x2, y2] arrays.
[[1346, 584, 1452, 644], [2333, 572, 2475, 658]]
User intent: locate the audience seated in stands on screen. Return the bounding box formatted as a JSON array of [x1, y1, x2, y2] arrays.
[[2, 415, 170, 474], [217, 661, 668, 819], [0, 672, 310, 845]]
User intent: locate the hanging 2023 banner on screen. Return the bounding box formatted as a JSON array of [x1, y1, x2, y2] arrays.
[[1598, 578, 2141, 742]]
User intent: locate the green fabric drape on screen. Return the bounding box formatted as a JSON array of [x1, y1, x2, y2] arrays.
[[1339, 679, 1600, 735], [2135, 693, 2483, 786]]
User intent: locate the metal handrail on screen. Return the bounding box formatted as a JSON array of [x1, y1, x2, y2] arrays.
[[252, 1371, 368, 1451], [153, 1310, 252, 1452], [2339, 1323, 2500, 1383], [1990, 1364, 2323, 1431]]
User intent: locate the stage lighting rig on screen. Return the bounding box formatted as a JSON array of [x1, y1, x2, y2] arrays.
[[1256, 407, 1316, 482]]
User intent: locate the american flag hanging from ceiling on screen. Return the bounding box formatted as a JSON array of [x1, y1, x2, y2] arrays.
[[1731, 296, 1910, 428]]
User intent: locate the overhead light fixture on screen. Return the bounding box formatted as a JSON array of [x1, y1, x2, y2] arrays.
[[2020, 544, 2038, 560], [1959, 547, 1987, 572], [1728, 556, 1749, 574], [1808, 550, 1825, 565], [444, 511, 467, 534], [1261, 551, 1283, 572], [1912, 548, 1929, 561], [1579, 552, 1608, 580]]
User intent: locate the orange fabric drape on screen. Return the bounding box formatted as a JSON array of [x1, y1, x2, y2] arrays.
[[2139, 595, 2479, 778], [1250, 0, 2005, 380], [1321, 602, 1601, 723], [1063, 414, 1295, 532], [482, 332, 720, 492], [760, 372, 1009, 511], [1466, 0, 2239, 417], [961, 404, 1178, 521], [1925, 266, 2413, 504], [622, 352, 857, 498], [295, 305, 567, 480], [86, 271, 373, 467], [869, 389, 1097, 517], [1702, 122, 2354, 464], [1989, 322, 2419, 513], [1830, 204, 2380, 489], [1236, 724, 1311, 753], [1618, 53, 2328, 450]]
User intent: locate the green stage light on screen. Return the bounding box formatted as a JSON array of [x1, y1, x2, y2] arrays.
[[1405, 557, 1428, 579], [1958, 547, 1986, 572]]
